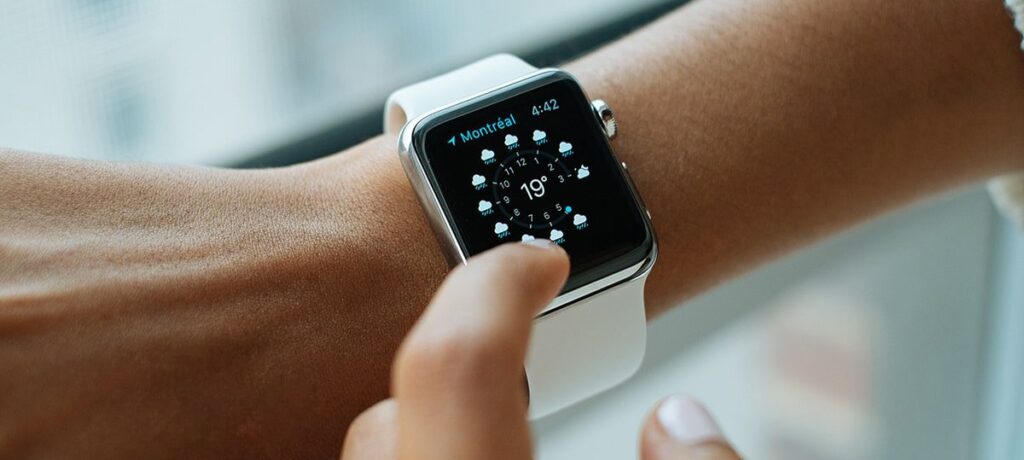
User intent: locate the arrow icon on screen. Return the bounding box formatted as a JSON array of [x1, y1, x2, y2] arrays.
[[447, 136, 456, 146]]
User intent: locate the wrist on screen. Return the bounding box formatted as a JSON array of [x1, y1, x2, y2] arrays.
[[134, 141, 450, 457], [282, 135, 449, 297]]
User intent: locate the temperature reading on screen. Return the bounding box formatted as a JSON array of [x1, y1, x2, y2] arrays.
[[520, 176, 547, 200], [492, 150, 570, 229]]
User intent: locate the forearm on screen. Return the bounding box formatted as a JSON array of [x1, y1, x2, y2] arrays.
[[565, 0, 1024, 313], [348, 0, 1024, 317], [0, 148, 444, 458], [286, 0, 1024, 328]]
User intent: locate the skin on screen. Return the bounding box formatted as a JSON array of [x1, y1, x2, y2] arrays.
[[1, 0, 1022, 458], [339, 243, 741, 460]]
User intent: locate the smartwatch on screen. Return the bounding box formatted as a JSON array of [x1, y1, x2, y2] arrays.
[[385, 54, 657, 418]]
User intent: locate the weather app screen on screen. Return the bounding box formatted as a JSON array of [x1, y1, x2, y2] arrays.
[[419, 75, 652, 291]]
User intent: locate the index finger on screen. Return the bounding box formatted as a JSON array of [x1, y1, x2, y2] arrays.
[[393, 241, 569, 460]]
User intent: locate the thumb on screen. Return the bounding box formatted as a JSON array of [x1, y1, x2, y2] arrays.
[[393, 241, 569, 460], [640, 395, 742, 460]]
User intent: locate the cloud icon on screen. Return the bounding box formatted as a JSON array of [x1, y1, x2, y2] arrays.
[[549, 229, 564, 240], [533, 130, 547, 142], [504, 134, 519, 146], [478, 200, 493, 212], [481, 149, 495, 161], [558, 141, 573, 153], [521, 234, 535, 242], [573, 214, 588, 226], [577, 165, 590, 179], [471, 174, 485, 186], [494, 222, 509, 235]]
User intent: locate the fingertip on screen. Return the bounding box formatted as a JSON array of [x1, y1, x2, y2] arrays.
[[462, 241, 570, 301], [518, 237, 566, 253], [506, 240, 570, 297], [492, 238, 568, 263], [641, 395, 741, 460], [655, 395, 724, 444], [513, 238, 570, 278]]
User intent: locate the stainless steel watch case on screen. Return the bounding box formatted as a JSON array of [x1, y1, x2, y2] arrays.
[[396, 68, 657, 317]]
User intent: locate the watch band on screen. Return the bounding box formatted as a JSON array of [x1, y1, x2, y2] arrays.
[[386, 54, 649, 419], [526, 271, 649, 418], [384, 54, 537, 134]]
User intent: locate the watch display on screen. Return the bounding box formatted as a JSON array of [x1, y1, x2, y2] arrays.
[[415, 72, 653, 292]]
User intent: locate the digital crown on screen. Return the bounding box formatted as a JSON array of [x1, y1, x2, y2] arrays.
[[590, 99, 616, 140]]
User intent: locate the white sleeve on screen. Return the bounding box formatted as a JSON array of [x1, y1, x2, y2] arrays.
[[994, 0, 1024, 229]]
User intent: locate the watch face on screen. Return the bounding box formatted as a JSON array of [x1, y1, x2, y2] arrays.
[[413, 71, 653, 292]]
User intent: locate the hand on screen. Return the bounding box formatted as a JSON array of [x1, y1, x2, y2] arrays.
[[340, 242, 741, 460]]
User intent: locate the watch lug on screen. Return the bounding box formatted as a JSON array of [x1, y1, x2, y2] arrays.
[[591, 99, 617, 140]]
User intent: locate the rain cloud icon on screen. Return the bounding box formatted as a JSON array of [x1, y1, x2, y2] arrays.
[[577, 165, 590, 179], [494, 222, 510, 235], [573, 214, 588, 226], [521, 234, 536, 242], [558, 141, 573, 153], [480, 149, 495, 161], [549, 229, 564, 240], [478, 200, 493, 212], [471, 174, 486, 187], [504, 134, 519, 147], [532, 130, 547, 143]]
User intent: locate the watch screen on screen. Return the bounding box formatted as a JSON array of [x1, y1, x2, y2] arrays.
[[416, 72, 652, 292]]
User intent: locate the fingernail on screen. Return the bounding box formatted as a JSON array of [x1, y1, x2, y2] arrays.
[[656, 395, 724, 444], [520, 238, 561, 251]]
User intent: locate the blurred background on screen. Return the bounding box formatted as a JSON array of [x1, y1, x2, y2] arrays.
[[2, 1, 1022, 459]]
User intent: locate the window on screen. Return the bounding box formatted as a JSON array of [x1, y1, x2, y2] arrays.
[[0, 0, 677, 165]]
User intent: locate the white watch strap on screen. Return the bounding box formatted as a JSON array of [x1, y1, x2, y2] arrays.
[[385, 54, 649, 419], [384, 54, 537, 134], [526, 273, 649, 419]]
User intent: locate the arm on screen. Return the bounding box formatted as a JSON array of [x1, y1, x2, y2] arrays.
[[2, 0, 1022, 458], [569, 0, 1024, 312]]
